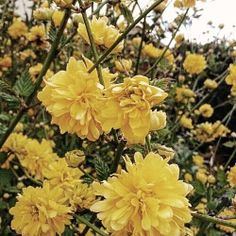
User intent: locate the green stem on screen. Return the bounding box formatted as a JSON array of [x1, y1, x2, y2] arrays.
[[110, 140, 126, 174], [77, 215, 109, 236], [78, 0, 104, 85], [0, 7, 72, 149], [145, 9, 189, 78], [224, 147, 236, 170], [192, 212, 236, 229], [145, 136, 152, 153], [134, 17, 146, 75], [89, 0, 110, 18], [88, 0, 165, 73]]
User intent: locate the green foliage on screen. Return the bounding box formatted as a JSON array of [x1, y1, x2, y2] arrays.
[[94, 157, 110, 181], [13, 70, 34, 97]]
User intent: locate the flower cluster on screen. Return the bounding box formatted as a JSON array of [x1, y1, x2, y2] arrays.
[[194, 121, 230, 142], [38, 58, 167, 144], [225, 64, 236, 96], [78, 16, 124, 53]]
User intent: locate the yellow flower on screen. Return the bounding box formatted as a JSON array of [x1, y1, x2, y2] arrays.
[[175, 86, 195, 103], [115, 59, 132, 72], [132, 37, 142, 46], [38, 57, 115, 141], [0, 56, 12, 68], [192, 155, 204, 167], [217, 208, 236, 233], [150, 110, 167, 131], [99, 75, 168, 144], [91, 152, 192, 236], [198, 104, 214, 118], [143, 43, 174, 65], [42, 159, 83, 189], [194, 121, 230, 143], [78, 16, 123, 53], [19, 49, 36, 60], [180, 114, 193, 129], [66, 181, 96, 211], [184, 173, 193, 182], [228, 165, 236, 187], [175, 34, 185, 46], [1, 133, 29, 168], [26, 25, 46, 41], [65, 149, 85, 167], [29, 63, 53, 81], [20, 139, 59, 180], [8, 18, 28, 39], [195, 202, 207, 214], [225, 64, 236, 96], [54, 0, 73, 8], [52, 10, 65, 27], [42, 159, 95, 211], [33, 8, 53, 20], [10, 182, 71, 236], [183, 53, 206, 74], [204, 79, 218, 89], [156, 144, 175, 159], [174, 0, 196, 8]]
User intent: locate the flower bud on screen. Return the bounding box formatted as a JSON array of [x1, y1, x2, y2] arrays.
[[150, 110, 166, 131], [65, 150, 85, 167]]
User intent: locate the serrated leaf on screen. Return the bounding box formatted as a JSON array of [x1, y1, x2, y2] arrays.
[[48, 22, 57, 43], [0, 113, 10, 122], [13, 70, 34, 97], [192, 181, 206, 196], [94, 157, 110, 181], [0, 92, 19, 103], [0, 79, 15, 95]]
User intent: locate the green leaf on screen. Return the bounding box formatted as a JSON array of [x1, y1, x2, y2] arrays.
[[13, 70, 34, 97], [0, 152, 8, 165], [0, 92, 19, 103], [0, 113, 10, 122], [0, 169, 14, 189], [0, 79, 15, 95], [223, 141, 235, 148], [94, 157, 110, 181], [119, 3, 134, 24], [216, 169, 227, 186], [48, 22, 57, 43], [62, 227, 74, 236], [192, 181, 206, 196]]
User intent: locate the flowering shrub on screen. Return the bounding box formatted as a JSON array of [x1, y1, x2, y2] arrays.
[[0, 0, 236, 236]]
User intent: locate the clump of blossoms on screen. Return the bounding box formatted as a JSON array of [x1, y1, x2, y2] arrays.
[[194, 121, 230, 142], [78, 16, 124, 53], [8, 18, 28, 39], [91, 152, 192, 235], [1, 133, 58, 180], [38, 57, 116, 141], [10, 182, 72, 236], [228, 164, 236, 187], [99, 75, 168, 144], [225, 64, 236, 96], [183, 53, 206, 75]]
